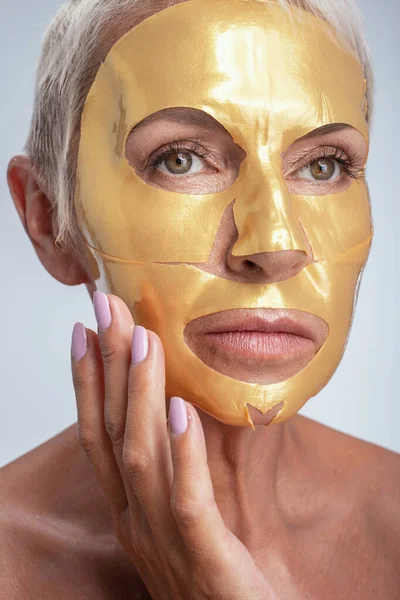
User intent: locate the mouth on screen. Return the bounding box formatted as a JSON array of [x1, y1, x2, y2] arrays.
[[184, 308, 328, 385], [203, 314, 316, 357]]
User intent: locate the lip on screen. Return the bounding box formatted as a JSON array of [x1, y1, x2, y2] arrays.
[[184, 309, 328, 383], [186, 309, 319, 344], [201, 314, 316, 361], [205, 330, 313, 359], [200, 314, 316, 342]]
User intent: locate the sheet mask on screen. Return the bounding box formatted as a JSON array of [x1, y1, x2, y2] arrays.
[[75, 0, 372, 428]]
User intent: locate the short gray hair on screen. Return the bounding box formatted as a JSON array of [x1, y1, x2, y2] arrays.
[[25, 0, 374, 252]]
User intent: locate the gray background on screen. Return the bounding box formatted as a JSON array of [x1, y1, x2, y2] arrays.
[[1, 0, 398, 466]]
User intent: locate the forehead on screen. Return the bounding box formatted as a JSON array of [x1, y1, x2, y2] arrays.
[[83, 0, 368, 146]]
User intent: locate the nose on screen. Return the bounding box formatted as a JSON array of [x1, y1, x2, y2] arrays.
[[194, 200, 313, 284], [225, 158, 313, 283], [231, 160, 309, 258], [227, 247, 312, 283]]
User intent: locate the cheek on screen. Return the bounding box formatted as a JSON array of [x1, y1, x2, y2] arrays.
[[77, 157, 233, 263], [292, 182, 372, 260]]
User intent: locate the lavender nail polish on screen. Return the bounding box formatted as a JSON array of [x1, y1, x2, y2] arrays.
[[169, 397, 188, 436], [72, 323, 87, 362], [93, 291, 112, 332], [132, 326, 149, 365]]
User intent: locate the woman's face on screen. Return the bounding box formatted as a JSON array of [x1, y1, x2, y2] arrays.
[[75, 0, 372, 427]]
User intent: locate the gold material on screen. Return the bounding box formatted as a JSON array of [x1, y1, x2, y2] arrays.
[[75, 0, 372, 427]]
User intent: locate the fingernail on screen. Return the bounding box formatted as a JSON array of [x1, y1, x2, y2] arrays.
[[72, 323, 87, 362], [93, 291, 111, 332], [169, 397, 188, 436], [132, 326, 149, 365]]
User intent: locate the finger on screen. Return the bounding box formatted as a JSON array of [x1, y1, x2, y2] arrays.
[[93, 292, 134, 448], [93, 293, 149, 536], [71, 323, 128, 515], [123, 330, 183, 551], [169, 400, 230, 564], [125, 330, 169, 465], [94, 295, 177, 547]]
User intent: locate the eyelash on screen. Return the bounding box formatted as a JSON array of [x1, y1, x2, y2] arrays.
[[290, 146, 365, 181], [148, 142, 365, 181], [149, 141, 211, 172]]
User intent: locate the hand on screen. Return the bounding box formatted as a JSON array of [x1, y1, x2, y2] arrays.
[[71, 292, 279, 600]]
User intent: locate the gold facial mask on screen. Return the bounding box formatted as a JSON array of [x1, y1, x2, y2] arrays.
[[75, 0, 372, 427]]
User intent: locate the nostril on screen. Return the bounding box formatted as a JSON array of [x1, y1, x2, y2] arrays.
[[244, 260, 265, 276], [244, 259, 257, 269], [225, 250, 310, 284]]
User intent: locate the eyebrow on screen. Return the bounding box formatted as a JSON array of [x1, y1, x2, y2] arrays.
[[130, 107, 228, 132], [299, 123, 353, 140], [131, 109, 354, 140]]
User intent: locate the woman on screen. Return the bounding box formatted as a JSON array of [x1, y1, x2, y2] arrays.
[[2, 0, 400, 598]]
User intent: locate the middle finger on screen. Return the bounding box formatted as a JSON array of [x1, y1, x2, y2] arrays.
[[94, 293, 180, 547], [93, 291, 134, 447]]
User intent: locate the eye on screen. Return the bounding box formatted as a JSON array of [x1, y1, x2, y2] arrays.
[[157, 151, 206, 176], [294, 158, 341, 182]]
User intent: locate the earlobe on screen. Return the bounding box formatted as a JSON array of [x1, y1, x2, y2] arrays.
[[7, 155, 90, 287]]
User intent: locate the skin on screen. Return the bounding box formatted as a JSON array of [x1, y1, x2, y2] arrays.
[[2, 7, 400, 600]]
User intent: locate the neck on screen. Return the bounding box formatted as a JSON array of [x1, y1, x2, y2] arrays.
[[198, 410, 304, 541]]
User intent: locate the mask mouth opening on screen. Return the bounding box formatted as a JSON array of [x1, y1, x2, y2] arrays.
[[183, 307, 329, 385]]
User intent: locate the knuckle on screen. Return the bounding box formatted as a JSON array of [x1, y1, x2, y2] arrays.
[[100, 342, 119, 365], [122, 447, 151, 481], [78, 427, 96, 460], [72, 370, 87, 395], [170, 497, 203, 526], [100, 338, 126, 366], [104, 410, 125, 445]]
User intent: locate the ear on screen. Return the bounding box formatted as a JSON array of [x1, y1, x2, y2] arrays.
[[7, 155, 90, 286]]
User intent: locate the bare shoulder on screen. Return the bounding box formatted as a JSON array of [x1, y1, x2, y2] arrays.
[[298, 414, 400, 473], [346, 430, 400, 543], [0, 426, 149, 600], [299, 416, 400, 537]]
